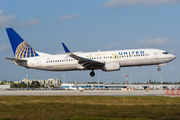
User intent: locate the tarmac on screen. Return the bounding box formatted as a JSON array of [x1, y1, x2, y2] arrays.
[[0, 90, 166, 96]]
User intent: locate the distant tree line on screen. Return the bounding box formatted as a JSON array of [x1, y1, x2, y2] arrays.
[[0, 80, 56, 88], [68, 81, 104, 84], [1, 79, 180, 88], [10, 81, 40, 88], [10, 81, 55, 88], [0, 80, 14, 85], [87, 82, 103, 84]]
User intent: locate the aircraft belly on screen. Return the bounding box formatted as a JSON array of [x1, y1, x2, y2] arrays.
[[36, 64, 78, 71], [119, 58, 168, 67]]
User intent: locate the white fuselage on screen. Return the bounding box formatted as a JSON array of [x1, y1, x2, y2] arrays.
[[17, 48, 175, 71]]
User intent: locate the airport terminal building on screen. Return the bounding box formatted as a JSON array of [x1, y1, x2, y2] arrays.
[[62, 83, 180, 90], [0, 85, 10, 90]]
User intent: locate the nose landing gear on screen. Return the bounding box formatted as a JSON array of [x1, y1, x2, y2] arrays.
[[157, 67, 161, 71], [157, 64, 161, 71], [90, 70, 95, 77]]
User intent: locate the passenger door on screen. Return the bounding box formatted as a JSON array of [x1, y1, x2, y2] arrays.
[[154, 51, 158, 59]]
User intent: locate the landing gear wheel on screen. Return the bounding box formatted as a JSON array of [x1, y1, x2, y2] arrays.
[[157, 68, 161, 71], [90, 71, 95, 77]]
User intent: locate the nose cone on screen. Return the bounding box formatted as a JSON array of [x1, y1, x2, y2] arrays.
[[170, 54, 176, 60]]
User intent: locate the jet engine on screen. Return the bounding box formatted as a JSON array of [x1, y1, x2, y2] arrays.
[[103, 62, 120, 71]]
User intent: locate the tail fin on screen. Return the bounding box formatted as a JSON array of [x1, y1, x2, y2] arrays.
[[6, 28, 39, 59]]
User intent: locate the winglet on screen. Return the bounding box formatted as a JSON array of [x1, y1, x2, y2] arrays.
[[61, 43, 71, 54]]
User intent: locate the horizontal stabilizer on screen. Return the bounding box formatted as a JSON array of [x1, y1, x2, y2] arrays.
[[5, 57, 27, 62]]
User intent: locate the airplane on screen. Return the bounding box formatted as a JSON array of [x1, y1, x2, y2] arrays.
[[5, 28, 176, 77], [65, 86, 77, 90], [78, 87, 83, 91]]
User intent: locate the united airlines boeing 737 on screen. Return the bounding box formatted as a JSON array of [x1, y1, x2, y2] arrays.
[[5, 28, 176, 77]]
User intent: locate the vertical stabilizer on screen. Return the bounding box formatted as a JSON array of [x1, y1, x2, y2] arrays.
[[6, 28, 39, 59]]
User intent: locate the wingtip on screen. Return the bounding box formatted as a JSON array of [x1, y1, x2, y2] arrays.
[[61, 42, 71, 53], [6, 28, 12, 30], [61, 42, 65, 46]]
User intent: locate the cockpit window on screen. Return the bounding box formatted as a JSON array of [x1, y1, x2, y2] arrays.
[[163, 52, 169, 55]]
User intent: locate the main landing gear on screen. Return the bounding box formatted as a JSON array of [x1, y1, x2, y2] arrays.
[[90, 70, 95, 77]]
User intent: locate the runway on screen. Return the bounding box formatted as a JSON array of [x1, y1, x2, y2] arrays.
[[0, 90, 165, 96]]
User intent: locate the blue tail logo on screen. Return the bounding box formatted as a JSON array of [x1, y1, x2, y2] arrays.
[[6, 28, 39, 59], [15, 41, 39, 58]]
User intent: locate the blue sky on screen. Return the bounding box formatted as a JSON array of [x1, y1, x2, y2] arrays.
[[0, 0, 180, 83]]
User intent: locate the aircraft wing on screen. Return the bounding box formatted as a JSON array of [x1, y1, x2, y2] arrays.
[[61, 43, 104, 68], [5, 57, 27, 62]]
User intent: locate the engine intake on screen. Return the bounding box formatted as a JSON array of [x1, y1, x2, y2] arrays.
[[103, 62, 120, 71]]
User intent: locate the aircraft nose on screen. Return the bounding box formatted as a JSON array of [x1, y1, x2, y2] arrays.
[[170, 54, 176, 60]]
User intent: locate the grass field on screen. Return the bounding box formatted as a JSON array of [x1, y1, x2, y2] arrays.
[[0, 96, 180, 120]]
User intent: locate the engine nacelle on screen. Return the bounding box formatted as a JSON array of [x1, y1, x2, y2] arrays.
[[77, 64, 85, 70], [103, 62, 120, 71]]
